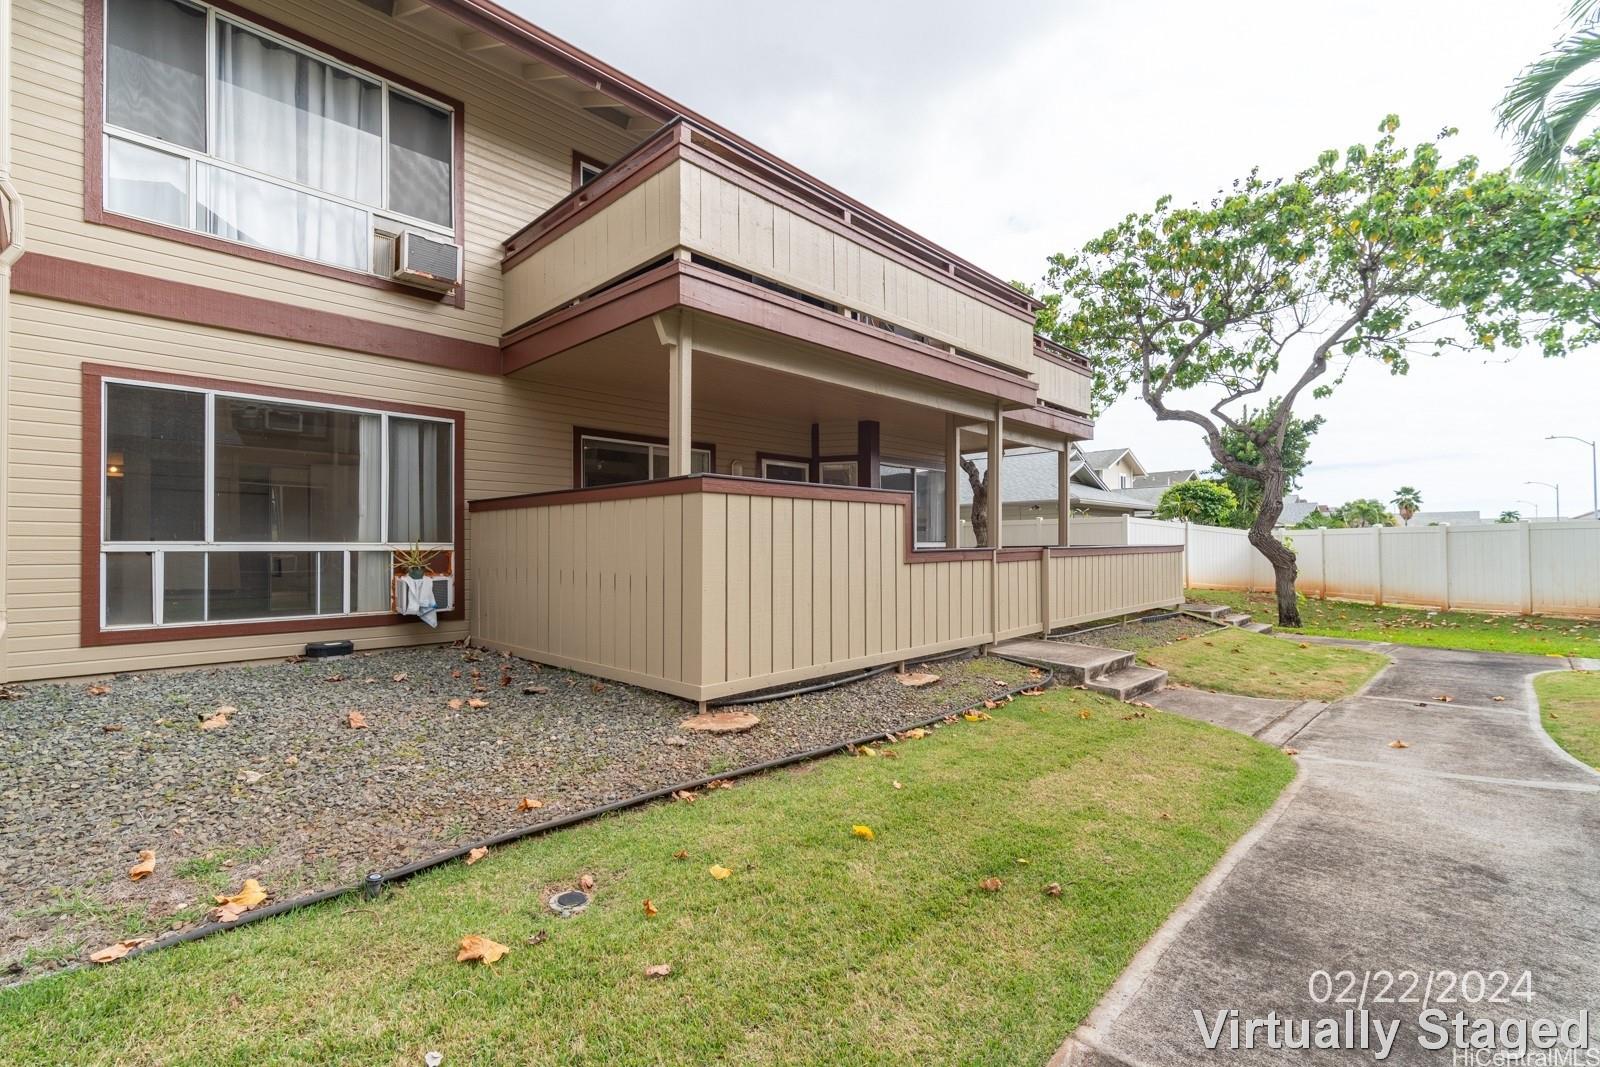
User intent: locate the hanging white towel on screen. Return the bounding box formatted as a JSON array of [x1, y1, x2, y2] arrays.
[[397, 575, 439, 628]]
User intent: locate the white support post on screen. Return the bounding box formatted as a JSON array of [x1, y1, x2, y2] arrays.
[[1057, 445, 1071, 547], [944, 414, 960, 548], [1521, 520, 1534, 615], [667, 310, 694, 476], [1373, 526, 1384, 607], [0, 0, 23, 663], [988, 401, 1003, 551]]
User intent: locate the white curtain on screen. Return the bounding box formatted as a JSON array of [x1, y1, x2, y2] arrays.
[[388, 419, 449, 544], [206, 22, 377, 270], [357, 414, 382, 543]]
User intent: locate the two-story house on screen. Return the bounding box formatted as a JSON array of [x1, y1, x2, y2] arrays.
[[0, 0, 1182, 701]]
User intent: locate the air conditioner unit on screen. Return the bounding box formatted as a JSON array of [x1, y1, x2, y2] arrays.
[[393, 230, 462, 292]]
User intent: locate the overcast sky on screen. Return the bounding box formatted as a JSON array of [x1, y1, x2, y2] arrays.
[[516, 0, 1598, 520]]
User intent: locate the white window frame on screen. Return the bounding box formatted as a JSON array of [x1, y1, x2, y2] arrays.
[[817, 460, 858, 486], [99, 376, 454, 631], [100, 0, 457, 277], [576, 159, 605, 186], [760, 457, 811, 482], [578, 433, 712, 487], [880, 461, 947, 548]]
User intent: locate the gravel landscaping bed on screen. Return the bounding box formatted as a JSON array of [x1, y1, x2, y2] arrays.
[[0, 644, 1033, 977], [1057, 613, 1217, 652]]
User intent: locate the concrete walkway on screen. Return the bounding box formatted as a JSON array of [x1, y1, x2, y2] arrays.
[[1054, 642, 1600, 1066]]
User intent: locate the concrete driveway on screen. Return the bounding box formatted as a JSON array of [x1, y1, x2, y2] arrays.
[[1055, 641, 1600, 1066]]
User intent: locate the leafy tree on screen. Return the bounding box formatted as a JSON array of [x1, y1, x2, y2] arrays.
[[1335, 499, 1396, 528], [1213, 403, 1324, 527], [1442, 132, 1600, 356], [1499, 0, 1600, 179], [1294, 509, 1344, 530], [1155, 480, 1237, 525], [1391, 486, 1423, 524], [1497, 510, 1523, 523], [1041, 117, 1556, 627]]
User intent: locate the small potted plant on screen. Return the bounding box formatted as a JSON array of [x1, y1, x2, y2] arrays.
[[395, 544, 438, 580]]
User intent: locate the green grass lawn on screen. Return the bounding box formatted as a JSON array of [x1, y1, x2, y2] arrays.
[[1535, 670, 1600, 771], [0, 690, 1291, 1067], [1190, 589, 1600, 659], [1139, 626, 1387, 701]]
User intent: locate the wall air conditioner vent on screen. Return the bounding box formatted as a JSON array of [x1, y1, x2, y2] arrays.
[[394, 231, 462, 292]]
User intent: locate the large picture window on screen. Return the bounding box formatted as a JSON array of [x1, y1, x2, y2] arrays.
[[99, 377, 455, 631], [101, 0, 456, 277]]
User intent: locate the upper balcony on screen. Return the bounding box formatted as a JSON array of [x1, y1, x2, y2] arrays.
[[500, 120, 1091, 417]]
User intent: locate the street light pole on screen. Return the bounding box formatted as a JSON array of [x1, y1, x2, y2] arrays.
[[1517, 499, 1540, 520], [1526, 481, 1561, 521], [1546, 435, 1598, 521]]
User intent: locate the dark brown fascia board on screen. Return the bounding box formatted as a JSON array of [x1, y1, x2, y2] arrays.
[[500, 259, 1040, 409], [424, 0, 1042, 313], [1005, 402, 1094, 441], [16, 254, 501, 374]]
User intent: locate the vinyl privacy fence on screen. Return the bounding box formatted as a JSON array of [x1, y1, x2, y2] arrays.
[[1180, 520, 1600, 617]]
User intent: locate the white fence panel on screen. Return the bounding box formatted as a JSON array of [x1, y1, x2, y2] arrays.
[[1445, 524, 1527, 612], [1530, 523, 1600, 616], [1181, 518, 1600, 617]]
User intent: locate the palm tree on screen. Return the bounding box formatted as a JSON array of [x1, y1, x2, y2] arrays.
[[1497, 510, 1522, 524], [1500, 0, 1600, 178], [1391, 487, 1423, 524], [1391, 486, 1423, 525]]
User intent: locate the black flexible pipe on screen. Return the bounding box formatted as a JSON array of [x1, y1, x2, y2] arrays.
[[103, 659, 1053, 969], [705, 646, 978, 708]]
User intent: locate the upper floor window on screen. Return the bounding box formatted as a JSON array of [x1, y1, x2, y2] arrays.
[[578, 433, 711, 487], [102, 0, 454, 276]]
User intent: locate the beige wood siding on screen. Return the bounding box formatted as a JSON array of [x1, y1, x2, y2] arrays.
[[16, 0, 644, 346], [994, 557, 1042, 639], [502, 163, 682, 327], [1, 295, 813, 682], [1035, 358, 1093, 416], [1048, 550, 1185, 628], [678, 161, 1035, 375]]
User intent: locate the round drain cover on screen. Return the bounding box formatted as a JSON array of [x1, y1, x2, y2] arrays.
[[549, 889, 590, 916]]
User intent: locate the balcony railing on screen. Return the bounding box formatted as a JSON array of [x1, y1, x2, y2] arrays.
[[500, 119, 1054, 386], [468, 476, 1182, 701]]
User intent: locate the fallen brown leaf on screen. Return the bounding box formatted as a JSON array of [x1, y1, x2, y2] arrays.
[[467, 698, 490, 709], [127, 849, 156, 881], [212, 879, 267, 922], [1437, 695, 1454, 703], [709, 865, 732, 880], [1283, 747, 1300, 757], [643, 963, 672, 978], [672, 790, 697, 803], [1389, 739, 1410, 749], [392, 672, 409, 683], [523, 685, 549, 695], [901, 728, 928, 740], [1044, 883, 1063, 897], [1020, 687, 1046, 697], [446, 698, 465, 711], [88, 938, 150, 964], [979, 877, 1003, 893], [323, 674, 344, 683], [1298, 642, 1311, 649], [673, 849, 688, 860], [1493, 695, 1506, 702], [578, 874, 595, 891], [892, 780, 903, 790], [526, 929, 549, 947], [963, 711, 991, 722], [642, 899, 658, 918], [1078, 709, 1093, 720], [102, 723, 124, 733], [456, 934, 509, 965], [465, 846, 489, 865], [346, 711, 368, 729], [516, 796, 543, 812], [705, 778, 734, 790], [86, 684, 112, 697]]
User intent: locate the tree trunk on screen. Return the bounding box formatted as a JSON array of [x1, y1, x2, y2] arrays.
[[960, 457, 990, 547], [1251, 483, 1301, 627]]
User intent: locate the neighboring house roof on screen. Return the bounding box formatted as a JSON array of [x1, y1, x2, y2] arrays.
[[1127, 469, 1198, 489], [1278, 494, 1327, 527], [959, 450, 1056, 504], [1406, 510, 1482, 526], [1120, 485, 1172, 507], [1079, 448, 1146, 477]]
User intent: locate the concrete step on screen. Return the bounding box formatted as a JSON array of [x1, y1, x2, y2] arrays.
[[992, 639, 1133, 684], [1085, 665, 1168, 702], [1181, 602, 1231, 620], [1243, 621, 1274, 634], [1221, 612, 1253, 627]]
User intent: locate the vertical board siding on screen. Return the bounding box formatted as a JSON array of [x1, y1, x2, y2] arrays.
[[679, 161, 1035, 375], [1050, 551, 1184, 628]]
